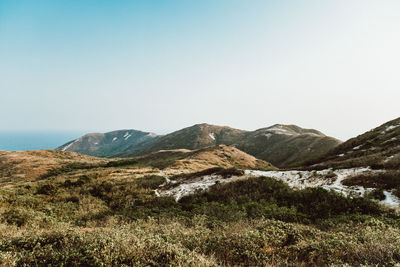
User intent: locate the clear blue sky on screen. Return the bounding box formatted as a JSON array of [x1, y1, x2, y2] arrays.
[[1, 0, 400, 140]]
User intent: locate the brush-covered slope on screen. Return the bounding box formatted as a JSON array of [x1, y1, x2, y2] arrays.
[[57, 130, 159, 157], [304, 117, 400, 169], [235, 124, 341, 167], [1, 153, 398, 266], [133, 145, 276, 173], [0, 150, 104, 183]]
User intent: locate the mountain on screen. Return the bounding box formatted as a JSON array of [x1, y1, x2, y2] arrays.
[[118, 123, 341, 168], [57, 129, 159, 157], [118, 124, 245, 156], [303, 117, 400, 170], [59, 123, 341, 168]]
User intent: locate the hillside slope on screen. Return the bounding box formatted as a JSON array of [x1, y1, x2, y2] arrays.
[[304, 117, 400, 170], [133, 145, 276, 174], [0, 150, 105, 184], [120, 124, 245, 156], [57, 129, 159, 157], [235, 124, 341, 167]]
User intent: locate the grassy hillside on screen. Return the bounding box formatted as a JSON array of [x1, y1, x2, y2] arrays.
[[0, 145, 274, 185], [0, 150, 105, 185], [132, 145, 276, 174], [303, 117, 400, 170], [299, 117, 400, 197]]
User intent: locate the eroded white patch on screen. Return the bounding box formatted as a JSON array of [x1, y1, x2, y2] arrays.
[[157, 175, 245, 201], [209, 133, 216, 140], [264, 133, 272, 138], [156, 168, 400, 208], [266, 126, 295, 136], [381, 123, 400, 134], [384, 155, 395, 163], [246, 168, 399, 208], [381, 191, 400, 208], [61, 139, 80, 151]]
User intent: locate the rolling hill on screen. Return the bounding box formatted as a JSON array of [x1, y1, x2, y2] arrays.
[[0, 145, 274, 185], [0, 150, 105, 184], [132, 144, 276, 174]]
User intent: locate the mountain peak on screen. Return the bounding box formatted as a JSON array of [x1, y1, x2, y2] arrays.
[[263, 124, 326, 137]]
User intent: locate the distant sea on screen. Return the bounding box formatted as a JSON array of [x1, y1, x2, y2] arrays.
[[0, 131, 84, 151]]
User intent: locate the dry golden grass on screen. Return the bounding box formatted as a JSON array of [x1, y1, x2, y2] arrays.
[[171, 145, 275, 171], [136, 145, 276, 175], [0, 145, 275, 189], [0, 150, 105, 183]]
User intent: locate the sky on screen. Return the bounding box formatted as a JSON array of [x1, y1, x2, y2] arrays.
[[1, 0, 400, 141]]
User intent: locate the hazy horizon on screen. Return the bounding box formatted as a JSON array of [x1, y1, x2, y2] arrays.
[[2, 0, 400, 141]]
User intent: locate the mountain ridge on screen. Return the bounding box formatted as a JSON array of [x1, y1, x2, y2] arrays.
[[58, 123, 342, 168], [58, 129, 160, 157]]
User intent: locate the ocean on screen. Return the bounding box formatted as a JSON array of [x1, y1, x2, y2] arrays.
[[0, 131, 85, 151]]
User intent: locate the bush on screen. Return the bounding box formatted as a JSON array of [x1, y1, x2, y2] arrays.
[[36, 183, 58, 195], [1, 209, 31, 226], [117, 176, 386, 224], [171, 167, 244, 181], [366, 188, 386, 201]]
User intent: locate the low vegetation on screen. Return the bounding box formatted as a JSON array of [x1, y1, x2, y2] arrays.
[[1, 164, 400, 266], [343, 170, 400, 198]]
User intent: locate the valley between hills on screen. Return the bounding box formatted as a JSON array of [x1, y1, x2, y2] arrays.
[[1, 118, 400, 266]]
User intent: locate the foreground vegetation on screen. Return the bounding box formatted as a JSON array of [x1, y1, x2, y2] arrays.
[[1, 164, 400, 266]]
